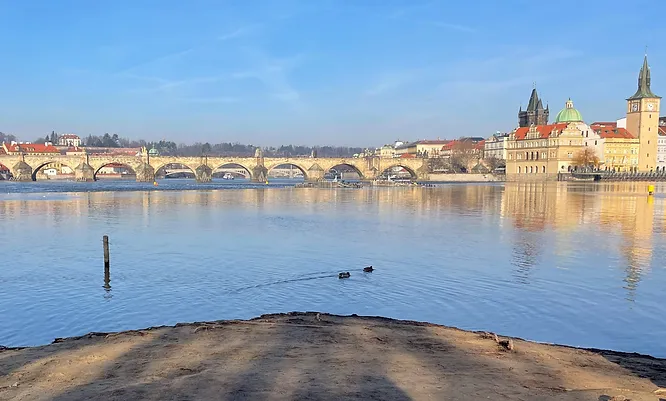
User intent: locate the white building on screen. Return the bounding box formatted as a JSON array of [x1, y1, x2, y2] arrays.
[[658, 126, 666, 172], [58, 134, 81, 147], [484, 132, 509, 160]]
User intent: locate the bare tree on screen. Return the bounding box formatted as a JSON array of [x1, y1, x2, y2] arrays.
[[449, 140, 479, 173], [572, 148, 600, 170], [483, 156, 504, 172]]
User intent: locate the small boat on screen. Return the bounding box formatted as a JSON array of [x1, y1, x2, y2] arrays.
[[222, 173, 235, 180]]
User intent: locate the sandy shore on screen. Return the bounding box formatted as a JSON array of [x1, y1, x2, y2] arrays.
[[1, 312, 665, 401]]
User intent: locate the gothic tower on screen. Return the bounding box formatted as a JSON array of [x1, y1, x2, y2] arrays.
[[626, 55, 661, 172], [518, 87, 549, 127]]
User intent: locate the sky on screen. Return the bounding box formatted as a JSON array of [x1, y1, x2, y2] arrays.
[[1, 0, 665, 147]]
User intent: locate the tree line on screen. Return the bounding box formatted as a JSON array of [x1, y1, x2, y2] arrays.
[[26, 131, 365, 157]]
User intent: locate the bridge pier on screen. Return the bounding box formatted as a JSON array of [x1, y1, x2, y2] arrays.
[[11, 161, 33, 181], [135, 162, 155, 182], [74, 162, 95, 182], [195, 165, 212, 183], [251, 165, 268, 183], [306, 163, 324, 182]]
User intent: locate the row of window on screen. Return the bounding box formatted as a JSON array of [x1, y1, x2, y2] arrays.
[[604, 158, 639, 165], [517, 166, 547, 174], [605, 148, 638, 154]]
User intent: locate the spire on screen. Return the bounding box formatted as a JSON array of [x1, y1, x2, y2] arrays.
[[527, 88, 539, 111], [629, 53, 660, 99], [536, 99, 544, 111]]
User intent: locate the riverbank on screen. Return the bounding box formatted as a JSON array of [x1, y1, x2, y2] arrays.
[[1, 313, 664, 401]]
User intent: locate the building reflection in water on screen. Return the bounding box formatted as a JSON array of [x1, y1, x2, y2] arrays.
[[500, 182, 660, 300], [0, 182, 662, 302]]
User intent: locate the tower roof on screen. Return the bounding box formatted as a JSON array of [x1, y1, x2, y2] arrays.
[[555, 98, 583, 123], [628, 55, 660, 100], [527, 88, 540, 111]]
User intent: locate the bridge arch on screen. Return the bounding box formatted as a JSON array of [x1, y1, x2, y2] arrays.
[[326, 163, 365, 180], [211, 162, 253, 180], [93, 162, 137, 180], [0, 162, 12, 180], [153, 163, 197, 179], [379, 164, 418, 180], [31, 161, 76, 181], [265, 162, 308, 180]]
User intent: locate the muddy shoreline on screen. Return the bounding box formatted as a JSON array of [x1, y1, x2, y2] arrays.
[[2, 312, 665, 400]]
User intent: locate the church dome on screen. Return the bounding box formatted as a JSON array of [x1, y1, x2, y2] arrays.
[[555, 99, 583, 123]]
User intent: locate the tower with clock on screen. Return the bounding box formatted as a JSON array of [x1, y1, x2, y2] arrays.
[[626, 55, 661, 171]]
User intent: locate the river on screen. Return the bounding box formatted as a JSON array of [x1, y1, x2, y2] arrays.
[[0, 180, 664, 357]]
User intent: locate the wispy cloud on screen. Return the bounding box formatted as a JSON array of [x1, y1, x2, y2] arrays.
[[427, 21, 476, 33], [116, 23, 260, 75], [232, 49, 304, 109], [177, 96, 241, 104], [386, 1, 435, 19], [123, 74, 229, 95], [365, 71, 419, 96], [217, 24, 260, 41]]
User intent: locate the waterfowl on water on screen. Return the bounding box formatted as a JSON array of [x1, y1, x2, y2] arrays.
[[363, 266, 374, 272], [339, 272, 351, 279]]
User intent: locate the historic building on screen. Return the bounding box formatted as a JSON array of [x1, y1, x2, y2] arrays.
[[2, 142, 60, 155], [657, 126, 666, 172], [484, 132, 509, 160], [394, 140, 451, 158], [592, 126, 639, 172], [506, 99, 599, 180], [626, 55, 661, 171], [507, 55, 662, 179], [58, 134, 81, 147], [518, 88, 549, 127]]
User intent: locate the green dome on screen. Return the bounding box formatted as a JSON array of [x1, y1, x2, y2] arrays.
[[555, 99, 583, 123]]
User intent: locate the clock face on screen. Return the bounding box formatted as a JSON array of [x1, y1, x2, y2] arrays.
[[632, 103, 639, 112], [647, 103, 654, 111]]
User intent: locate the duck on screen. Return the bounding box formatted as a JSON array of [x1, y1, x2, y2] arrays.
[[338, 272, 351, 279], [363, 266, 374, 272]]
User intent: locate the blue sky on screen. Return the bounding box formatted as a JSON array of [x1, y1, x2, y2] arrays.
[[1, 0, 664, 146]]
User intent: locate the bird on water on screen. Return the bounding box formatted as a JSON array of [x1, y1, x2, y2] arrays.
[[363, 266, 374, 272], [339, 272, 351, 279]]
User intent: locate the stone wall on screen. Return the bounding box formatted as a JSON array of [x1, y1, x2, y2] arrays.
[[427, 173, 505, 182], [505, 173, 559, 182]]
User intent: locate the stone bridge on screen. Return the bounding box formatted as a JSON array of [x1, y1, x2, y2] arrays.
[[0, 150, 429, 182]]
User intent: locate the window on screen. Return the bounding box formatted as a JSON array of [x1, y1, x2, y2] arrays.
[[518, 166, 521, 174], [530, 166, 533, 173], [542, 166, 546, 173], [595, 140, 598, 145]]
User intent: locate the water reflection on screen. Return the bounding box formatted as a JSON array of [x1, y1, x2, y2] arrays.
[[0, 183, 665, 355]]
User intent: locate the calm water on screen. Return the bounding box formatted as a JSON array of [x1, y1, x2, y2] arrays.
[[1, 180, 665, 357]]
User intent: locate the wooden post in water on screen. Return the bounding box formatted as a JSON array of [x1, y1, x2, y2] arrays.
[[103, 235, 110, 269]]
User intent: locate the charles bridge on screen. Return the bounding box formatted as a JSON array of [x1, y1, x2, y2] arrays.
[[0, 149, 429, 182]]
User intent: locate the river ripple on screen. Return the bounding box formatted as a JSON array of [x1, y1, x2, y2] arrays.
[[0, 180, 665, 357]]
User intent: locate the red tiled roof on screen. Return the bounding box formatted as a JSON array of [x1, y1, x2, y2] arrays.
[[441, 140, 462, 150], [3, 143, 60, 153], [659, 127, 666, 137], [399, 153, 416, 158], [590, 122, 618, 128], [474, 140, 485, 150], [415, 140, 451, 145], [596, 127, 635, 139], [512, 123, 568, 140]]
